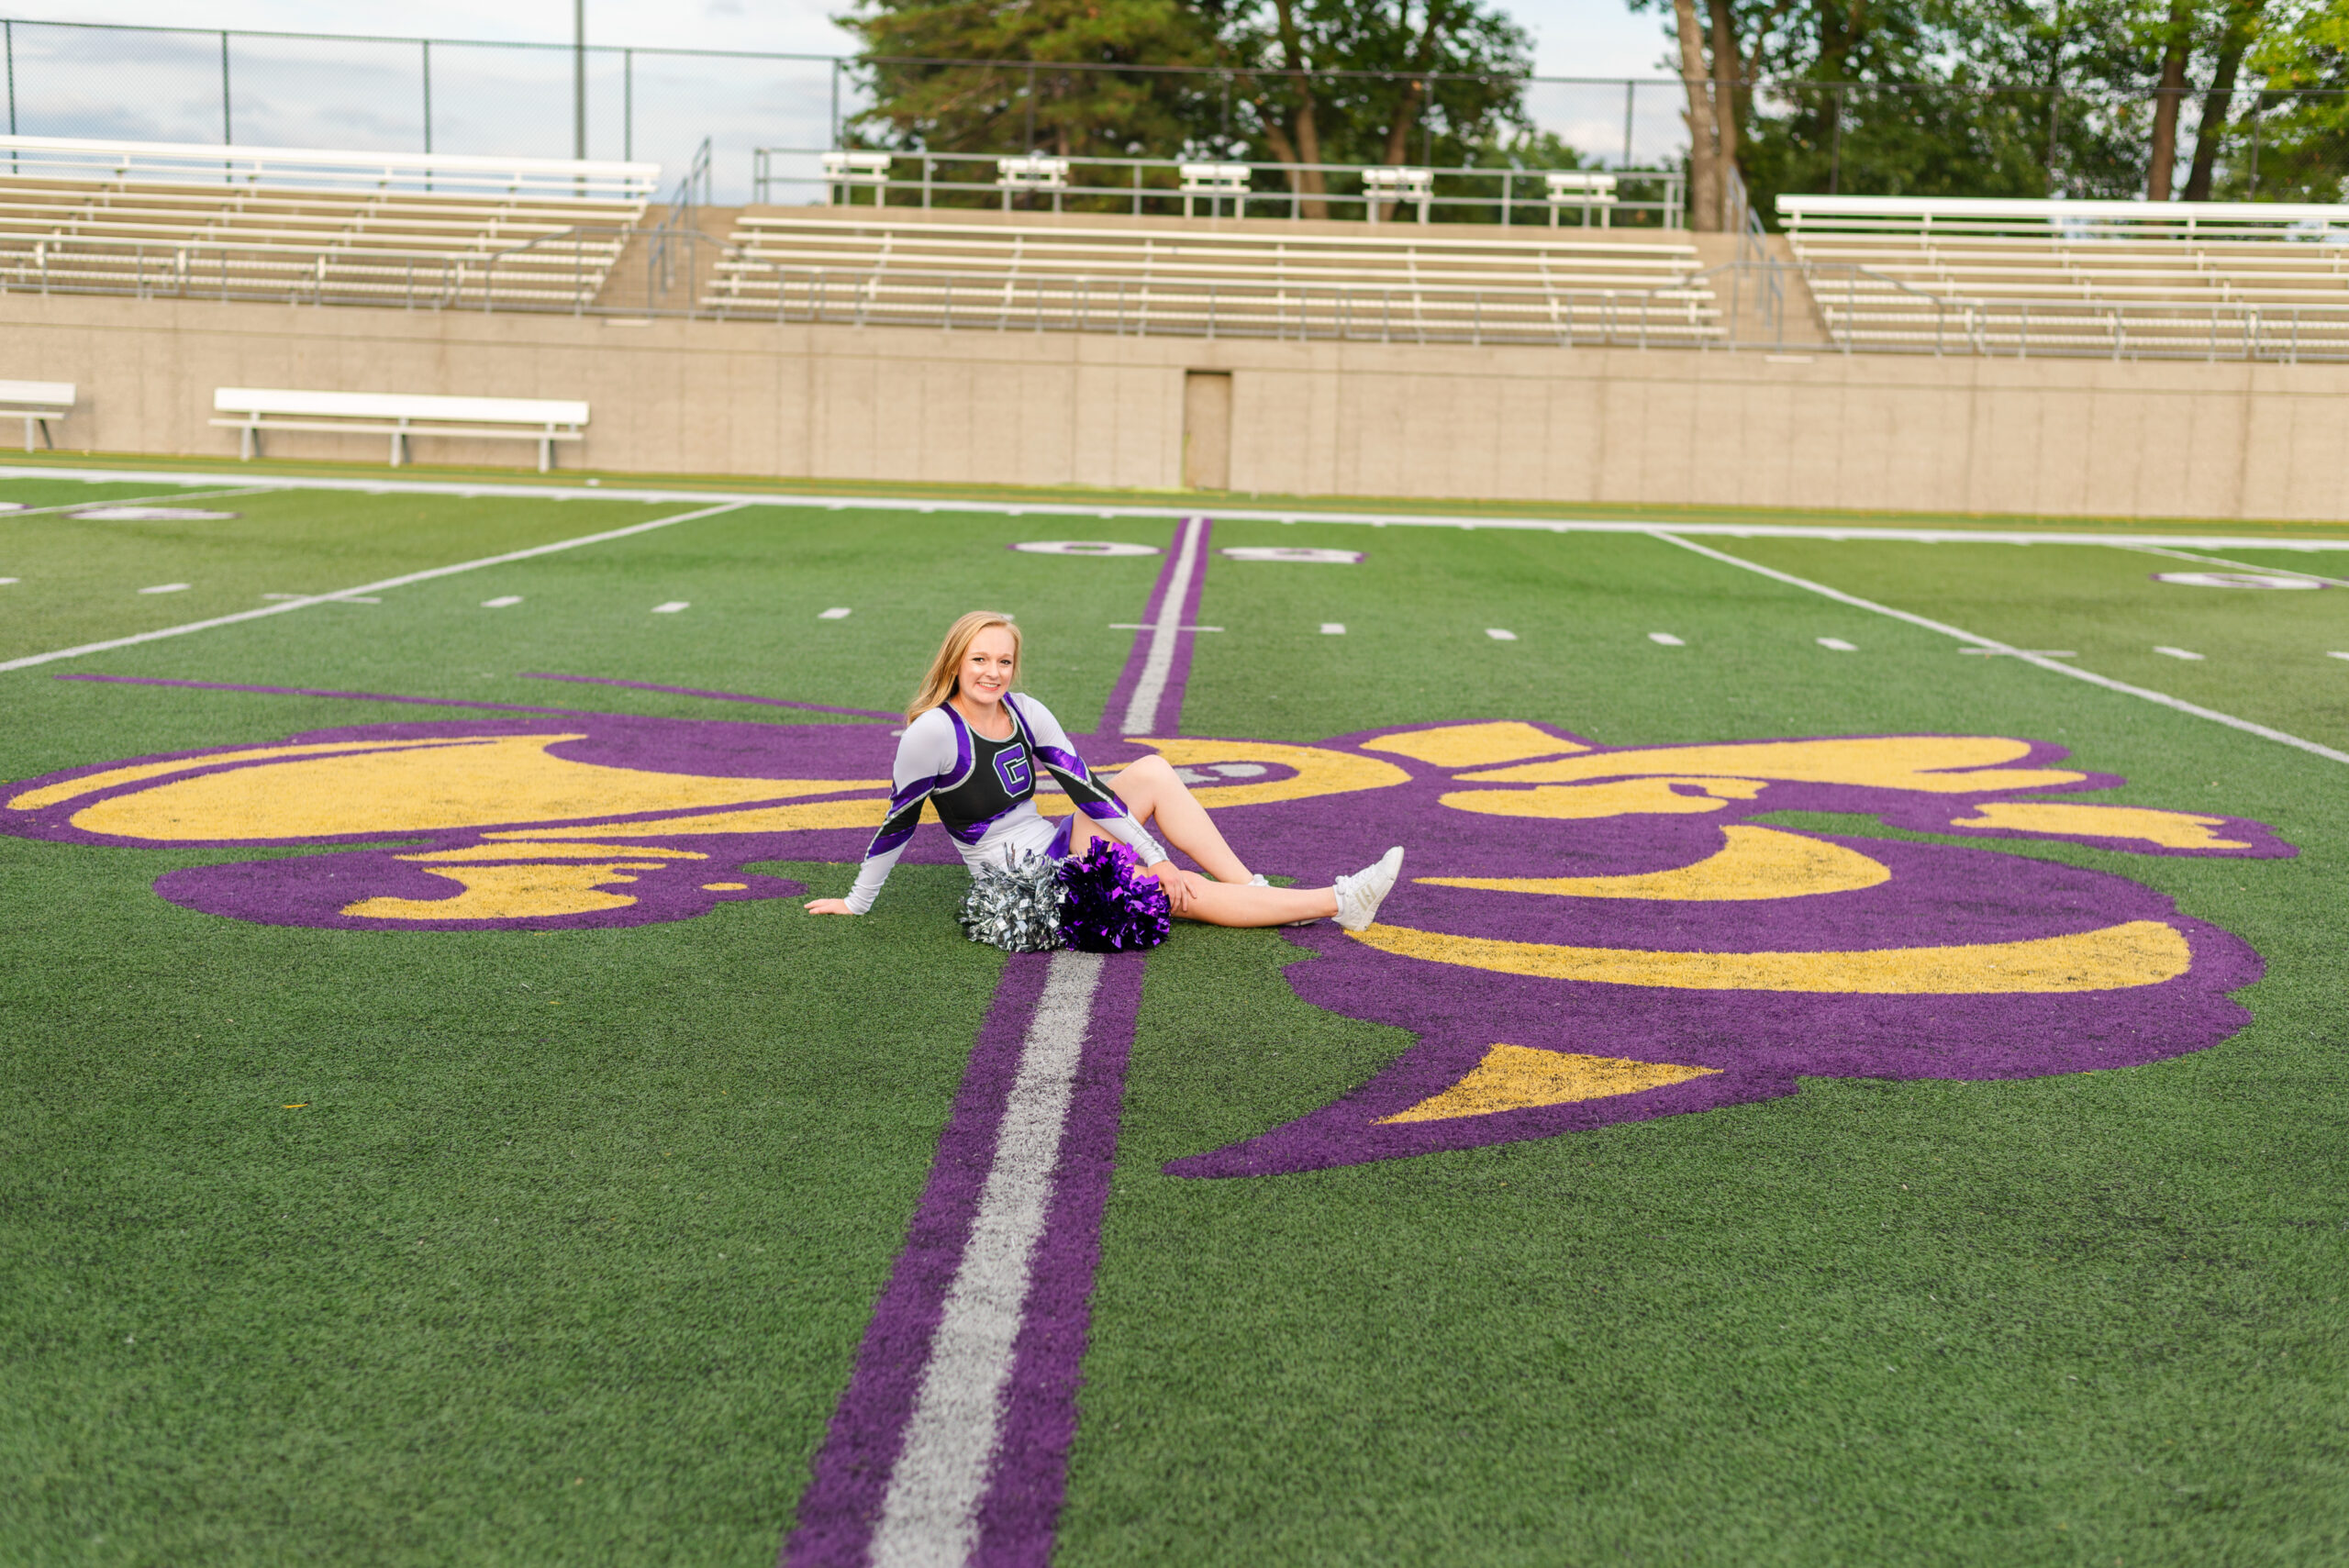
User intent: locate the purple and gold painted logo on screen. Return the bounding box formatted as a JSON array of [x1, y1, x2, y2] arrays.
[[2, 712, 2277, 1173]]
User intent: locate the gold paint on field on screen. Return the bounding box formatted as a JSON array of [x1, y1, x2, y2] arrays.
[[7, 737, 492, 811], [1419, 825, 1890, 901], [341, 862, 674, 920], [1363, 722, 1590, 769], [1378, 1045, 1720, 1123], [1457, 736, 2087, 794], [1946, 801, 2252, 851], [1122, 739, 1410, 807], [1438, 777, 1766, 820], [1349, 918, 2192, 993], [399, 842, 710, 862], [493, 796, 897, 839], [66, 732, 887, 841]]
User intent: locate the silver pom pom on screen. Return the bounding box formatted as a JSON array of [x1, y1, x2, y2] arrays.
[[957, 852, 1066, 952]]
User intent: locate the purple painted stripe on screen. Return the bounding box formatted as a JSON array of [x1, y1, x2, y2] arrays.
[[969, 952, 1143, 1565], [55, 673, 593, 716], [1095, 517, 1210, 740], [518, 672, 896, 720]]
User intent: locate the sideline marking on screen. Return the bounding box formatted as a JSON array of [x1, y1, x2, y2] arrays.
[[1652, 531, 2349, 768], [0, 501, 748, 673], [868, 951, 1104, 1568], [1119, 516, 1207, 734], [9, 464, 2347, 553]]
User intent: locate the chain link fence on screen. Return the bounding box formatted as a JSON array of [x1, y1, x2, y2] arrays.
[[2, 17, 2339, 216]]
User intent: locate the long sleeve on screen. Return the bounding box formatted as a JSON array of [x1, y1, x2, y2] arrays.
[[843, 709, 959, 914], [1012, 696, 1170, 868]]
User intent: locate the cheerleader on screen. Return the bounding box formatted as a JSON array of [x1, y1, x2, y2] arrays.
[[806, 610, 1402, 929]]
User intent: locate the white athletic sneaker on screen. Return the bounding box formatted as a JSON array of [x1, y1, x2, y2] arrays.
[[1333, 847, 1404, 932]]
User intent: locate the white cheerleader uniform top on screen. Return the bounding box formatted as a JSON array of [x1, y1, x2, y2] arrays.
[[843, 694, 1167, 914]]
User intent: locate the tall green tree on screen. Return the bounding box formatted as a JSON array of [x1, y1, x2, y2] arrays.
[[841, 0, 1214, 158]]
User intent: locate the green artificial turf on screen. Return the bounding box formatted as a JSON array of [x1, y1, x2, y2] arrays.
[[4, 479, 2347, 1566]]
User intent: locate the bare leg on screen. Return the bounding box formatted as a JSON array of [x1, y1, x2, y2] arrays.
[[1104, 754, 1252, 882], [1063, 809, 1342, 929]]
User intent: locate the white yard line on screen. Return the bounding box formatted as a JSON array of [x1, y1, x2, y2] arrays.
[[1119, 517, 1206, 735], [869, 951, 1105, 1568], [0, 501, 748, 673], [1651, 531, 2349, 768], [6, 464, 2347, 553]]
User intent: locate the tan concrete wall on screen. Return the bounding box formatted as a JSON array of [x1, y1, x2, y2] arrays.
[[4, 291, 2346, 521]]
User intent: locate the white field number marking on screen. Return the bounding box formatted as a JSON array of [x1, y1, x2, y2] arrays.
[[482, 595, 523, 608], [818, 606, 852, 619], [1221, 546, 1363, 563], [651, 601, 689, 614], [2332, 652, 2349, 662], [1014, 539, 1159, 557], [138, 583, 191, 595], [1321, 622, 1346, 635], [2153, 646, 2205, 661], [1817, 637, 1858, 651], [1486, 628, 1518, 641], [1650, 632, 1685, 646], [2154, 571, 2322, 590]]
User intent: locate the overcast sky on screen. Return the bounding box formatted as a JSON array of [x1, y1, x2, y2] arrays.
[[26, 0, 1679, 79]]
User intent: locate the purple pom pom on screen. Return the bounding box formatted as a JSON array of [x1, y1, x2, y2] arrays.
[[1055, 839, 1172, 952]]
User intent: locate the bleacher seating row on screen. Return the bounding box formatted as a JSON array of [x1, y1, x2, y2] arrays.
[[0, 135, 657, 310], [1780, 195, 2349, 359], [705, 214, 1723, 347]]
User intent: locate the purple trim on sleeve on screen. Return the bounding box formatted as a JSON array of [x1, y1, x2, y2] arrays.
[[1033, 743, 1086, 778], [888, 778, 934, 812], [1078, 799, 1124, 822], [867, 825, 918, 855], [938, 705, 976, 790]]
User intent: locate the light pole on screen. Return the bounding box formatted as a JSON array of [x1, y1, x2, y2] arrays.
[[573, 0, 585, 161]]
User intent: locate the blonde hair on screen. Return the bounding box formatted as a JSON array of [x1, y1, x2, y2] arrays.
[[907, 611, 1021, 721]]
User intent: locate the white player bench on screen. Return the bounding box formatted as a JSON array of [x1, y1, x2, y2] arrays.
[[823, 150, 894, 206], [1180, 163, 1253, 218], [0, 380, 74, 451], [1363, 166, 1434, 224], [997, 155, 1072, 211], [1545, 172, 1619, 227], [211, 387, 589, 472]]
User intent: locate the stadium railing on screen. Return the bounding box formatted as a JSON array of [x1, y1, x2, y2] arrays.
[[1778, 194, 2349, 362], [0, 135, 659, 313], [754, 147, 1689, 230]]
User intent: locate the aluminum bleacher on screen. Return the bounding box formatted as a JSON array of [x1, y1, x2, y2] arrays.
[[0, 135, 658, 311], [1778, 195, 2349, 361], [705, 212, 1721, 347]]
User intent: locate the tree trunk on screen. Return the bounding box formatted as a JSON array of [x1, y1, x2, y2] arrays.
[[1378, 0, 1445, 218], [1268, 0, 1330, 218], [2145, 0, 2195, 202], [1673, 0, 1723, 231], [1706, 0, 1742, 230], [2183, 0, 2265, 200]]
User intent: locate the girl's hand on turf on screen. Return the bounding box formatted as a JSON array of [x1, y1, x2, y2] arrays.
[[1149, 862, 1207, 917], [805, 898, 857, 915]]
